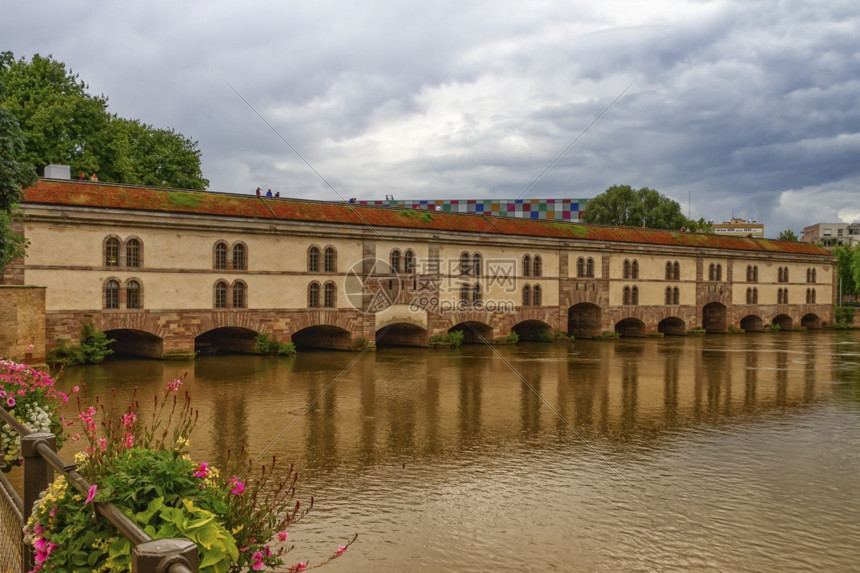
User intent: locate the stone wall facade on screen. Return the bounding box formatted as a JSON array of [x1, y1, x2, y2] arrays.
[[0, 286, 47, 363]]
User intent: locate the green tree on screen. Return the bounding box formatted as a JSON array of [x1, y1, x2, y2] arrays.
[[582, 185, 692, 230], [778, 229, 799, 241], [0, 52, 208, 189], [832, 245, 858, 300], [0, 73, 38, 273]]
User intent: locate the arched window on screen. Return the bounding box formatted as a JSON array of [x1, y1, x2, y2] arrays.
[[460, 252, 471, 276], [715, 264, 722, 281], [126, 280, 141, 309], [126, 239, 141, 268], [587, 257, 595, 278], [232, 281, 246, 308], [460, 283, 471, 304], [473, 283, 482, 306], [308, 246, 320, 272], [631, 260, 639, 280], [747, 265, 753, 282], [810, 288, 816, 303], [753, 288, 758, 304], [533, 255, 542, 277], [666, 261, 673, 280], [390, 249, 402, 273], [673, 287, 679, 305], [324, 282, 336, 308], [232, 243, 246, 271], [623, 285, 631, 305], [104, 279, 120, 309], [308, 282, 320, 308], [783, 267, 789, 282], [709, 263, 715, 281], [214, 281, 228, 309], [666, 286, 673, 305], [533, 284, 542, 306], [811, 268, 816, 283], [631, 286, 639, 305], [214, 242, 228, 270], [404, 250, 415, 273], [673, 261, 680, 280], [746, 287, 753, 304], [473, 253, 482, 277], [324, 247, 336, 272], [576, 257, 584, 278], [524, 255, 532, 277], [753, 266, 759, 282], [623, 259, 631, 279], [105, 238, 120, 267], [522, 285, 531, 307]]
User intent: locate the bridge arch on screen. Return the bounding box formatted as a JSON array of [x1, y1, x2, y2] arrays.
[[615, 317, 645, 338], [568, 303, 602, 337], [449, 321, 493, 344], [801, 313, 821, 329], [512, 319, 553, 341], [772, 314, 793, 330], [104, 329, 164, 359], [657, 317, 686, 336], [292, 325, 353, 350], [195, 326, 259, 355], [740, 315, 764, 332], [702, 302, 727, 332], [376, 322, 428, 347]]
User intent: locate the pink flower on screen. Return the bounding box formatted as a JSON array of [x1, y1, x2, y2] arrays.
[[166, 378, 182, 392], [251, 550, 265, 571], [122, 433, 134, 448], [71, 385, 80, 393], [122, 412, 136, 428], [337, 545, 347, 556], [85, 484, 98, 504], [194, 463, 210, 478], [98, 439, 107, 451], [6, 396, 15, 407], [229, 477, 245, 495], [277, 531, 288, 541], [288, 563, 307, 572]]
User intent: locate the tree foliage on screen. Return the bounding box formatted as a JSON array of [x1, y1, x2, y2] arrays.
[[0, 68, 37, 273], [778, 229, 799, 241], [582, 185, 693, 230], [0, 52, 208, 189], [832, 245, 860, 299]]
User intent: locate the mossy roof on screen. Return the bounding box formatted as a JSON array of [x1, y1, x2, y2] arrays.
[[24, 180, 829, 257]]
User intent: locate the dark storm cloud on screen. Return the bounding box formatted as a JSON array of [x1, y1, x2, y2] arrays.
[[3, 0, 859, 236]]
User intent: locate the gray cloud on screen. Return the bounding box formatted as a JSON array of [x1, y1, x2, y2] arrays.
[[4, 0, 859, 236]]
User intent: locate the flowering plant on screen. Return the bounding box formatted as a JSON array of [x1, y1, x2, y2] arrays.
[[0, 359, 69, 472], [24, 376, 354, 572]]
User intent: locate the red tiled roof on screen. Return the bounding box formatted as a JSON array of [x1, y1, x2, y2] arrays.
[[23, 180, 830, 257]]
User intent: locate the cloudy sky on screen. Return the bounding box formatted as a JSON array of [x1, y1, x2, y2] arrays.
[[5, 0, 859, 237]]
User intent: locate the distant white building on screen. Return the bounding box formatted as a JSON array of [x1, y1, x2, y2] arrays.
[[712, 218, 765, 238], [801, 222, 860, 249]]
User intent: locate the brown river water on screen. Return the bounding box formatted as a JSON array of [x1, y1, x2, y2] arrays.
[[58, 331, 860, 572]]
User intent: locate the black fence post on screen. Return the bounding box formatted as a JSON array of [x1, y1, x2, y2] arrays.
[[20, 432, 57, 572]]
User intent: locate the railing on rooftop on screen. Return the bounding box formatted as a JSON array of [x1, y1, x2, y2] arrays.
[[0, 408, 198, 573]]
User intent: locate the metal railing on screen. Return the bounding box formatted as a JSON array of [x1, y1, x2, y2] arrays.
[[0, 408, 198, 573]]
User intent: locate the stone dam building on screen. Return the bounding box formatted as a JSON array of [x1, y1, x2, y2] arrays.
[[1, 178, 836, 359]]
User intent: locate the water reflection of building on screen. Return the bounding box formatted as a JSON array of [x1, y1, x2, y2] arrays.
[[159, 337, 836, 470]]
